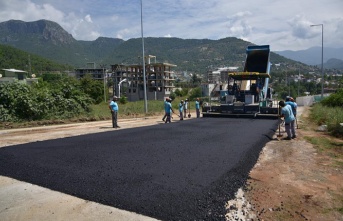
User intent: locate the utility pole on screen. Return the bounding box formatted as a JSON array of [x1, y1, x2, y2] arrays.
[[298, 66, 300, 97], [141, 0, 148, 113], [28, 55, 32, 76], [310, 24, 324, 99]]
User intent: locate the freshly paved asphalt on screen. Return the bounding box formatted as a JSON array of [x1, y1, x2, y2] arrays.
[[0, 118, 278, 220]]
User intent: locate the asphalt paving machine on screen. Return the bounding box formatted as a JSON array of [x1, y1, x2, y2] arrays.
[[202, 45, 279, 119]]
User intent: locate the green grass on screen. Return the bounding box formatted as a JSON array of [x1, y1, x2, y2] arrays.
[[304, 136, 343, 162], [310, 103, 343, 138], [304, 105, 343, 214], [303, 108, 343, 168], [88, 97, 194, 120]]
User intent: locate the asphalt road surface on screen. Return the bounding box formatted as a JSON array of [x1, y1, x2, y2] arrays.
[[0, 118, 278, 220]]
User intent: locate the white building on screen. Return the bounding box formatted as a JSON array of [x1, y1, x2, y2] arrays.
[[0, 69, 38, 85]]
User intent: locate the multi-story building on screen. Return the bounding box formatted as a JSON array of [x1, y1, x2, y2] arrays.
[[111, 56, 176, 101], [74, 62, 106, 80]]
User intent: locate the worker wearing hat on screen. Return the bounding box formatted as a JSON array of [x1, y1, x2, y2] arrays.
[[109, 96, 120, 128], [285, 96, 297, 117], [279, 100, 296, 140], [162, 97, 170, 122], [165, 97, 175, 123], [285, 96, 298, 129]]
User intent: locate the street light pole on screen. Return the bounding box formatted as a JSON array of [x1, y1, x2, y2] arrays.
[[100, 64, 106, 102], [118, 79, 127, 98], [310, 24, 324, 99], [141, 0, 148, 113]]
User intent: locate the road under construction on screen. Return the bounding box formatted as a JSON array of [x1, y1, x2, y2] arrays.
[[0, 117, 278, 220]]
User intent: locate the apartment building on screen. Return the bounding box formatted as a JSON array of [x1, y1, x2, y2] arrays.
[[111, 56, 176, 101]]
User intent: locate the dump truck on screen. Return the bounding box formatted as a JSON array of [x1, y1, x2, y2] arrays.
[[202, 45, 279, 119]]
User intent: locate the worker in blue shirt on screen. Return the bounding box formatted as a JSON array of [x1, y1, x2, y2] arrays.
[[109, 96, 120, 128], [279, 100, 296, 140], [285, 97, 297, 117], [162, 97, 169, 122], [195, 98, 200, 118], [165, 98, 175, 123]]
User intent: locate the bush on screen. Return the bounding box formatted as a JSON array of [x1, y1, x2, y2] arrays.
[[0, 80, 93, 122], [119, 96, 128, 104], [169, 91, 176, 100], [189, 87, 202, 100], [321, 89, 343, 107]]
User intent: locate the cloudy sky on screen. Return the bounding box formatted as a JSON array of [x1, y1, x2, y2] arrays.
[[0, 0, 342, 51]]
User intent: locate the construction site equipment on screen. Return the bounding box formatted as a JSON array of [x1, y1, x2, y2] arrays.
[[203, 45, 279, 119]]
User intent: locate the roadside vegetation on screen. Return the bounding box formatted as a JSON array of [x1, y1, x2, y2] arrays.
[[309, 88, 343, 138], [302, 90, 343, 215], [0, 73, 203, 129]]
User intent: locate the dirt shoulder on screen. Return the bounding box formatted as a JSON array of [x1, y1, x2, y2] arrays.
[[243, 107, 343, 221]]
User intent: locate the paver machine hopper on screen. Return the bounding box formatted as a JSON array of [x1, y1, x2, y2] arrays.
[[202, 45, 279, 119]]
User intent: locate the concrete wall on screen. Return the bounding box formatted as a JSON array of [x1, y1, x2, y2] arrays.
[[296, 96, 315, 106], [296, 94, 330, 106]]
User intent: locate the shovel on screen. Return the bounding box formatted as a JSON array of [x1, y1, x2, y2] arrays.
[[188, 102, 191, 118], [276, 102, 283, 140]]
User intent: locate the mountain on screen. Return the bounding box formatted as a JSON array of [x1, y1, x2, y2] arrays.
[[324, 58, 343, 70], [0, 20, 124, 67], [102, 36, 297, 73], [0, 19, 302, 73], [275, 47, 343, 69]]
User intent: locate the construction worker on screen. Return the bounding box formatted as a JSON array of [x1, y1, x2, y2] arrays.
[[179, 100, 184, 120], [279, 100, 296, 140], [162, 97, 169, 122], [286, 97, 298, 129], [165, 98, 175, 123], [183, 99, 189, 118], [285, 97, 297, 118], [109, 96, 120, 128], [195, 98, 200, 118]]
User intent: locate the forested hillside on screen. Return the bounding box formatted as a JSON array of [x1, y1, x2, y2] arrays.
[[104, 37, 297, 73], [0, 44, 73, 73]]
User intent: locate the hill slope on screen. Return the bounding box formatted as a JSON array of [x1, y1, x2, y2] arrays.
[[0, 44, 73, 73], [0, 19, 300, 73]]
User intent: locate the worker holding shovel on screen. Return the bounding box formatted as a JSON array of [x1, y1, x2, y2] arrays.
[[279, 100, 296, 140], [286, 97, 298, 129]]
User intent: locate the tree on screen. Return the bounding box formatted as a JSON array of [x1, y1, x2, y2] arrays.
[[80, 74, 104, 104], [189, 87, 202, 100]]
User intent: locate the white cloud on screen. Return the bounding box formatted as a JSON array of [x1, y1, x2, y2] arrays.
[[0, 0, 342, 50], [226, 11, 253, 38], [84, 14, 93, 23], [288, 15, 317, 39]]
